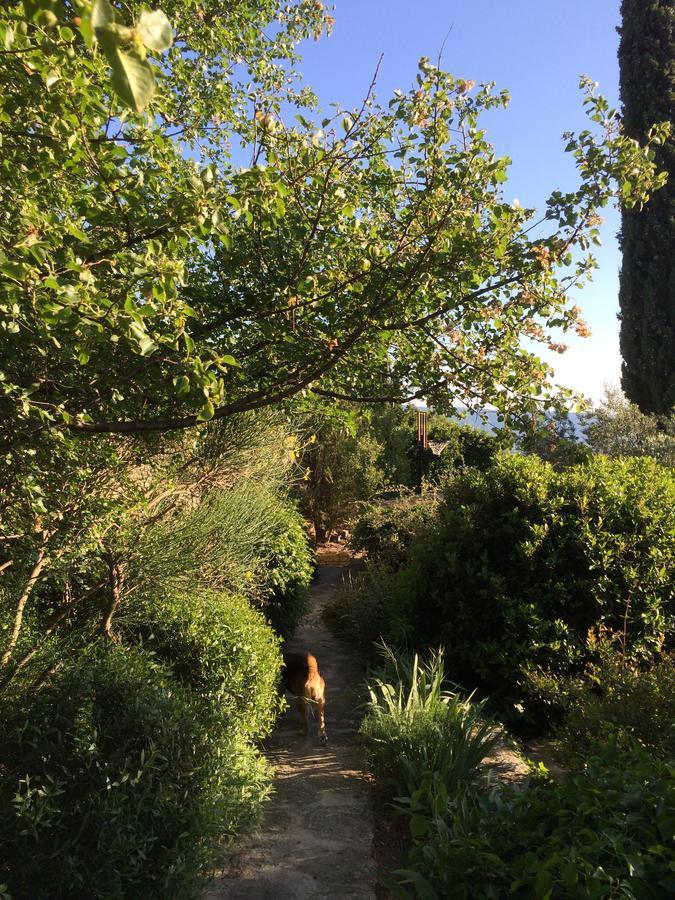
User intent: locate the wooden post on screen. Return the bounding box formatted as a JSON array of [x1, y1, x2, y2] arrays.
[[416, 410, 428, 488]]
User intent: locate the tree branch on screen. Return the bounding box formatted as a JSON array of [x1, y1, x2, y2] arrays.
[[100, 557, 124, 638], [1, 536, 51, 666]]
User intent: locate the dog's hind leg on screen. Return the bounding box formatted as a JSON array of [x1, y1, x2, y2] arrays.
[[296, 695, 308, 735], [317, 696, 327, 743]]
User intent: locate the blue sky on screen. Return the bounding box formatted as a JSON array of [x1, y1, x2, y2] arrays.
[[295, 0, 624, 404]]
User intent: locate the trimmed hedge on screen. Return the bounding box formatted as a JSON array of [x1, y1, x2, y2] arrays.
[[120, 587, 283, 736]]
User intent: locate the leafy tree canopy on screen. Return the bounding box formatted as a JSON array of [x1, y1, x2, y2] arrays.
[[583, 386, 674, 466], [0, 0, 669, 464]]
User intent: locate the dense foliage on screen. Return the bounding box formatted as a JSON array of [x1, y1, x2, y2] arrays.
[[1, 411, 308, 665], [0, 1, 669, 466], [360, 647, 675, 898], [424, 419, 504, 482], [119, 588, 283, 735], [350, 497, 439, 572], [0, 641, 275, 899], [296, 405, 502, 533], [341, 455, 675, 728], [297, 404, 389, 540], [539, 640, 675, 763], [0, 411, 310, 897], [583, 386, 675, 466], [618, 0, 675, 414], [256, 506, 315, 636], [2, 0, 673, 893], [394, 743, 675, 899]]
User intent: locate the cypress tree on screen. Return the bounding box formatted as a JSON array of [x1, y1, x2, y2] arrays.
[[618, 0, 674, 415]]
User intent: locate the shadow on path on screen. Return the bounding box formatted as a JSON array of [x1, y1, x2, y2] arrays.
[[207, 562, 376, 900]]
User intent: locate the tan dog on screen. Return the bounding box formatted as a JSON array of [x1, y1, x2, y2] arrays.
[[281, 651, 327, 743]]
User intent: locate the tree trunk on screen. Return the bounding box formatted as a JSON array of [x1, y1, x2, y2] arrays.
[[1, 542, 50, 666], [100, 557, 125, 638]]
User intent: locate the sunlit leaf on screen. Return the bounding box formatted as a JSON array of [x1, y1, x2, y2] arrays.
[[137, 9, 173, 53]]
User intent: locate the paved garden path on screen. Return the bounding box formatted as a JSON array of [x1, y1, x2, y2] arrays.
[[207, 558, 377, 900]]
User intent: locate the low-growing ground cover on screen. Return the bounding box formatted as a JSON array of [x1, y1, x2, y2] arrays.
[[359, 647, 675, 899], [533, 637, 675, 765]]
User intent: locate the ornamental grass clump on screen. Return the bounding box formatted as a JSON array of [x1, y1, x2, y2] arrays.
[[360, 644, 500, 799]]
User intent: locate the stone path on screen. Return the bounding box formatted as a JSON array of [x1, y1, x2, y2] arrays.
[[207, 560, 377, 900]]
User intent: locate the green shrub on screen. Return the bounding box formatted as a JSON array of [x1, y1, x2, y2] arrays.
[[360, 646, 500, 800], [350, 498, 438, 572], [324, 566, 406, 648], [426, 424, 503, 482], [132, 479, 313, 639], [329, 499, 438, 649], [583, 386, 675, 466], [394, 742, 675, 899], [297, 405, 388, 540], [257, 506, 314, 636], [538, 640, 675, 763], [0, 411, 303, 896], [383, 454, 674, 728], [0, 645, 273, 900], [133, 480, 299, 597], [120, 588, 283, 738]]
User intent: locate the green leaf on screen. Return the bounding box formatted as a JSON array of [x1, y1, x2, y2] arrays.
[[174, 375, 190, 395], [2, 24, 15, 50], [66, 221, 89, 242], [137, 9, 173, 53], [409, 814, 428, 839], [197, 400, 215, 421], [0, 262, 26, 283], [95, 9, 156, 113], [42, 66, 61, 87], [107, 42, 155, 113], [91, 0, 116, 30], [534, 868, 553, 899], [138, 333, 158, 356], [128, 321, 158, 356]]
